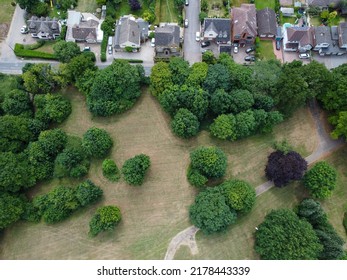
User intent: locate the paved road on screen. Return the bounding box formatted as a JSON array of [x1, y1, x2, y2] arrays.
[[183, 0, 201, 65], [164, 100, 345, 260]]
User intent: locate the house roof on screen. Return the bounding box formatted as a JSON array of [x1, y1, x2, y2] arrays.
[[203, 18, 231, 41], [67, 10, 81, 26], [137, 18, 149, 38], [257, 8, 277, 36], [27, 16, 60, 35], [232, 4, 257, 37], [286, 26, 314, 46], [306, 0, 341, 6], [155, 24, 180, 47], [280, 7, 294, 14], [118, 16, 141, 46], [314, 26, 332, 45], [338, 22, 347, 46], [72, 27, 97, 40]]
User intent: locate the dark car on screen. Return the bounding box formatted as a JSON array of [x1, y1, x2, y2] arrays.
[[201, 41, 211, 48], [245, 47, 255, 53], [276, 40, 281, 50], [244, 56, 256, 62]]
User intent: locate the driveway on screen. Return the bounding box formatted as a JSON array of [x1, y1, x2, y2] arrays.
[[283, 50, 310, 64], [183, 0, 201, 65], [313, 54, 347, 70]]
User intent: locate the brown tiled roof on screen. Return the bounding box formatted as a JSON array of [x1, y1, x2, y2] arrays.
[[257, 8, 277, 36], [72, 27, 96, 40], [287, 26, 314, 46], [232, 4, 257, 37]]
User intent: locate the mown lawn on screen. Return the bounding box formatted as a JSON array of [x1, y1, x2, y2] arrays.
[[255, 0, 275, 10], [232, 0, 250, 7], [0, 82, 320, 260], [257, 39, 276, 60], [76, 0, 98, 13], [155, 0, 178, 23], [0, 0, 15, 39]]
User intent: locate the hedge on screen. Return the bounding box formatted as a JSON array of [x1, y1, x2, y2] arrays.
[[14, 43, 57, 60], [113, 58, 143, 63], [100, 36, 107, 62]]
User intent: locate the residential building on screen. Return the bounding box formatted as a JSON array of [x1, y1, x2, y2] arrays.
[[202, 18, 231, 44], [283, 26, 314, 52], [312, 25, 345, 55], [338, 22, 347, 49], [231, 4, 257, 46], [306, 0, 341, 9], [27, 16, 61, 40], [115, 16, 141, 49], [257, 8, 277, 39], [66, 11, 103, 43], [280, 7, 295, 16], [154, 24, 181, 60]]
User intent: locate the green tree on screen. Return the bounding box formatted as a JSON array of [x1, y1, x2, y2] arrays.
[[219, 179, 256, 213], [2, 89, 32, 117], [87, 60, 142, 116], [171, 108, 200, 138], [0, 193, 25, 229], [189, 187, 237, 234], [122, 154, 151, 185], [303, 161, 337, 199], [38, 128, 67, 158], [34, 93, 72, 125], [186, 165, 208, 188], [89, 205, 122, 237], [210, 114, 237, 141], [190, 146, 227, 179], [235, 110, 256, 139], [75, 180, 103, 207], [253, 94, 275, 111], [210, 89, 233, 115], [22, 63, 57, 95], [255, 209, 323, 259], [330, 111, 347, 139], [168, 57, 190, 86], [186, 62, 208, 87], [202, 50, 216, 65], [66, 52, 97, 83], [53, 41, 80, 63], [150, 62, 173, 96], [102, 159, 121, 182], [203, 63, 231, 94], [16, 0, 39, 13], [230, 89, 254, 114], [297, 198, 328, 228], [82, 127, 113, 158]]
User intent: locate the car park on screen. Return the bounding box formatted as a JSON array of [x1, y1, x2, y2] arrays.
[[276, 40, 281, 50], [201, 41, 210, 48], [244, 56, 256, 62], [245, 47, 255, 53], [184, 19, 189, 28], [299, 53, 310, 59]]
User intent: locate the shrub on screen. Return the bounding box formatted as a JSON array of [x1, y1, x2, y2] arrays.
[[122, 154, 151, 186], [187, 165, 208, 188], [0, 193, 25, 229], [82, 127, 113, 159], [190, 146, 227, 179], [171, 108, 200, 138], [303, 161, 337, 199], [89, 205, 122, 237], [102, 159, 120, 182], [75, 180, 103, 207]]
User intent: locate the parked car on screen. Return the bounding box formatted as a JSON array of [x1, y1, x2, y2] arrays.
[[233, 45, 239, 54], [185, 0, 189, 5], [201, 41, 210, 48], [276, 40, 281, 50], [108, 46, 113, 55], [245, 47, 255, 53], [151, 38, 155, 47], [299, 53, 310, 59], [244, 56, 256, 62], [20, 26, 28, 34], [184, 19, 189, 28], [83, 46, 91, 52], [196, 31, 200, 42]]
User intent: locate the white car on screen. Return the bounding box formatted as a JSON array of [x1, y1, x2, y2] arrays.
[[195, 31, 200, 42], [20, 26, 28, 34], [233, 45, 239, 53], [184, 19, 189, 28], [151, 38, 155, 47], [299, 53, 310, 59]]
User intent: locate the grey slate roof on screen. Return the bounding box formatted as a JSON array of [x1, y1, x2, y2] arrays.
[[27, 16, 60, 35], [72, 27, 97, 40], [118, 17, 140, 46], [203, 18, 231, 42], [306, 0, 341, 6], [338, 22, 347, 46], [155, 25, 180, 47], [257, 8, 277, 36]]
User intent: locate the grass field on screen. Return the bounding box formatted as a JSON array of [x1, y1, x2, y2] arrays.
[[155, 0, 178, 23], [175, 145, 347, 260], [255, 0, 275, 10], [76, 0, 98, 13], [257, 40, 276, 61], [0, 86, 320, 259], [0, 0, 15, 39]]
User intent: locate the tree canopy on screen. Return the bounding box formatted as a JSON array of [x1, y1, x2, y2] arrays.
[[89, 205, 122, 237], [82, 127, 113, 158], [122, 154, 151, 185], [171, 108, 200, 138], [53, 41, 81, 63]]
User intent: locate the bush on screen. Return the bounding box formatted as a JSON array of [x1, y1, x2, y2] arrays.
[[190, 146, 227, 179], [0, 193, 25, 229], [187, 165, 208, 188], [114, 58, 143, 63], [171, 108, 200, 138], [89, 205, 122, 237], [82, 127, 113, 159], [102, 159, 120, 182], [14, 44, 57, 60], [122, 154, 151, 186], [75, 180, 103, 207], [303, 161, 337, 199], [125, 46, 134, 52]]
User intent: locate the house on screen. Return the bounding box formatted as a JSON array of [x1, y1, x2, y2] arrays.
[[283, 26, 314, 52], [312, 25, 345, 55], [338, 22, 347, 49], [66, 10, 103, 43], [280, 0, 293, 6], [202, 18, 231, 44], [280, 7, 295, 16], [257, 8, 277, 39], [306, 0, 341, 9], [154, 24, 181, 60], [231, 4, 257, 46], [115, 16, 141, 49], [27, 16, 61, 40]]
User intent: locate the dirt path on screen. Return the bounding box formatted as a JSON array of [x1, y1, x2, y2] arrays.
[[164, 100, 345, 260]]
